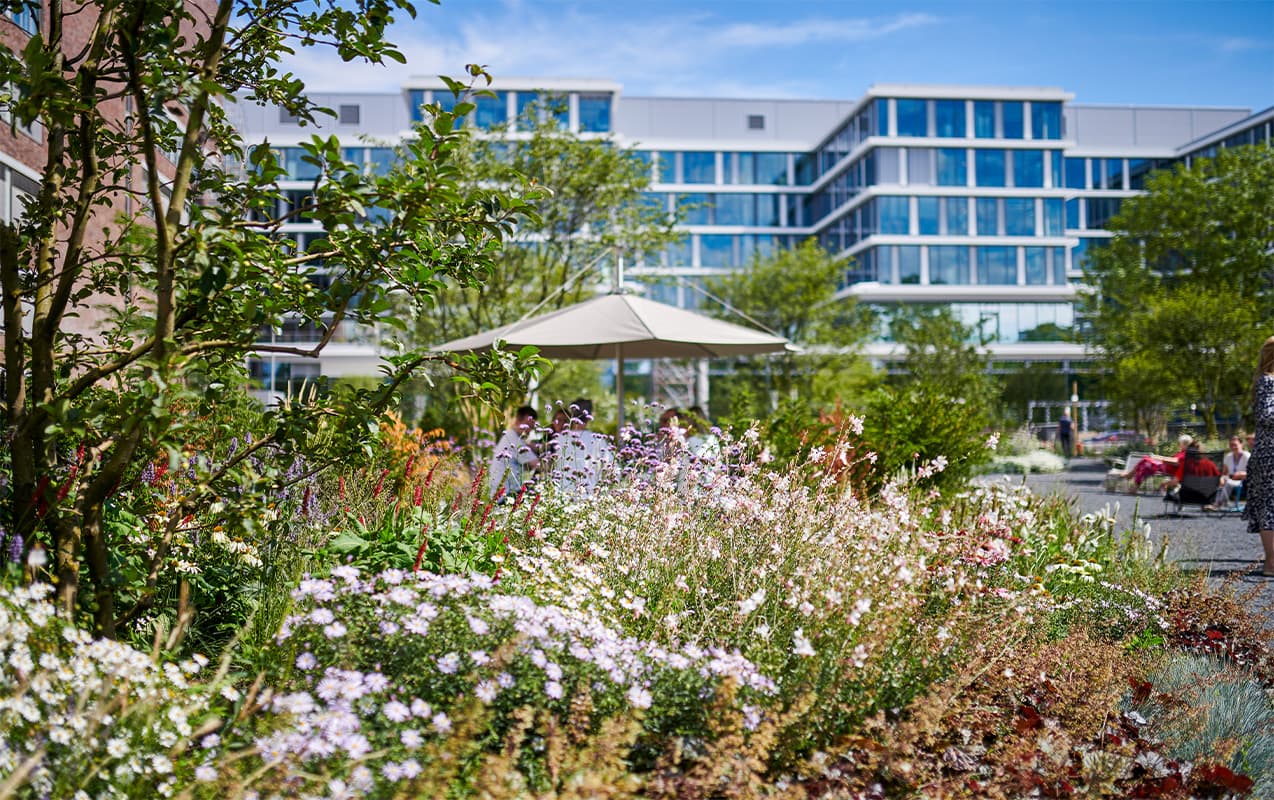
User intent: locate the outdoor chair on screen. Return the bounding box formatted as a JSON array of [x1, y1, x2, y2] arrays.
[[1163, 474, 1221, 516], [1103, 451, 1168, 494]]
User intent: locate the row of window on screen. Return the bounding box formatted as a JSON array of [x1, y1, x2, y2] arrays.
[[637, 150, 796, 186], [633, 234, 797, 269], [804, 98, 1065, 186], [865, 300, 1075, 344], [877, 146, 1064, 188], [1062, 156, 1167, 191], [406, 89, 612, 133], [872, 195, 1066, 238], [644, 192, 789, 227], [845, 245, 1069, 289]]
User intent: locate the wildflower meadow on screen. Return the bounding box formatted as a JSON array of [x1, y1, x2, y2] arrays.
[[0, 411, 1270, 799]]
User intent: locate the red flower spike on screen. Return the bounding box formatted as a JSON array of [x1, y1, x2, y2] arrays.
[[413, 485, 423, 507], [371, 468, 390, 499], [338, 476, 346, 500], [412, 528, 430, 572]]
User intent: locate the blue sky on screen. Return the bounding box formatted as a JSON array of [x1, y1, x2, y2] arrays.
[[283, 0, 1274, 110]]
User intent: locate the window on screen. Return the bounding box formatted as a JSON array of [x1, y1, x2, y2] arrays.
[[368, 148, 395, 175], [978, 246, 1017, 285], [338, 104, 360, 124], [878, 196, 909, 234], [667, 238, 692, 266], [1005, 198, 1035, 236], [1044, 198, 1064, 236], [516, 91, 569, 128], [1050, 150, 1063, 188], [929, 245, 970, 285], [699, 234, 734, 267], [976, 197, 999, 236], [975, 150, 1006, 187], [917, 197, 940, 235], [1105, 158, 1124, 190], [1052, 247, 1067, 284], [907, 148, 933, 184], [1064, 157, 1086, 189], [1031, 102, 1062, 140], [714, 194, 754, 226], [936, 148, 967, 186], [876, 148, 900, 183], [1014, 150, 1044, 187], [1025, 248, 1048, 285], [736, 152, 789, 185], [974, 101, 996, 138], [655, 152, 677, 183], [473, 92, 507, 128], [408, 89, 426, 123], [7, 3, 39, 34], [898, 246, 922, 283], [677, 193, 712, 225], [283, 147, 321, 181], [342, 147, 365, 171], [578, 94, 611, 132], [682, 152, 715, 184], [747, 114, 766, 130], [1001, 102, 1024, 138], [875, 98, 890, 136], [755, 193, 781, 226], [934, 100, 966, 138], [279, 108, 300, 124], [896, 99, 927, 137], [943, 197, 968, 235], [1065, 198, 1081, 230]]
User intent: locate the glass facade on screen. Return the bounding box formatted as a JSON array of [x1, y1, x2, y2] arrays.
[[975, 149, 1006, 186]]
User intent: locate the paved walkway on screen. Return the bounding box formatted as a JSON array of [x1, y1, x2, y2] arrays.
[[1004, 458, 1273, 628]]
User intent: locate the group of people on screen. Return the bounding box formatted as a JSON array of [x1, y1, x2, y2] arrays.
[[1119, 433, 1253, 510], [486, 398, 615, 500], [486, 400, 721, 500]]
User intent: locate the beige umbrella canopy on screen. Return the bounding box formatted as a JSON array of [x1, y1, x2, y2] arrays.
[[433, 292, 790, 425]]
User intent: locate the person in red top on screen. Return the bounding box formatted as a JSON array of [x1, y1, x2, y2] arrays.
[[1162, 440, 1220, 495]]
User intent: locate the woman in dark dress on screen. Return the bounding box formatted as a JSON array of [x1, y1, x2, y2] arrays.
[[1242, 335, 1274, 576]]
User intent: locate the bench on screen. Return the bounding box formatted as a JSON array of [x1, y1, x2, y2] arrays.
[[1164, 474, 1222, 516]]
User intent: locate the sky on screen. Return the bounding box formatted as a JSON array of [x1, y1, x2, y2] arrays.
[[281, 0, 1274, 111]]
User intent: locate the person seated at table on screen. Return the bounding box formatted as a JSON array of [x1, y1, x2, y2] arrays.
[[1162, 439, 1220, 496], [1205, 434, 1249, 510], [1121, 434, 1192, 493]]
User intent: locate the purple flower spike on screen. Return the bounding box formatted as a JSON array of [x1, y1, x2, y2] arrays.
[[7, 531, 23, 564]]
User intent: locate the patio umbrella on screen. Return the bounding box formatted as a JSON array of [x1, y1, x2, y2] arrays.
[[432, 292, 790, 427]]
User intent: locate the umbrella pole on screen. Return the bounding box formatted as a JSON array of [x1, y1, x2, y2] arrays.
[[616, 344, 625, 431]]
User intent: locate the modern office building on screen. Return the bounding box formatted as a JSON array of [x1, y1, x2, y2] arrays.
[[229, 80, 1272, 397]]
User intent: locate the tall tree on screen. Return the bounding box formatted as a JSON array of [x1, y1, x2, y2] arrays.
[[419, 105, 681, 343], [1081, 144, 1274, 436], [704, 239, 872, 415], [0, 0, 538, 634]]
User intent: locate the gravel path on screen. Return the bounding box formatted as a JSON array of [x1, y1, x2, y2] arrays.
[[995, 458, 1274, 629]]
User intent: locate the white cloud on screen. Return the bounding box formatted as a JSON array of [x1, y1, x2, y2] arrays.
[[275, 5, 940, 96]]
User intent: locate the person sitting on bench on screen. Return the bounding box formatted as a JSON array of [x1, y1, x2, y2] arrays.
[[1121, 434, 1191, 493], [1162, 440, 1220, 497], [1205, 434, 1249, 510]]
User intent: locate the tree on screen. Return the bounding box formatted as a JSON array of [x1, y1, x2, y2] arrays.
[[704, 239, 873, 417], [860, 306, 998, 488], [1081, 144, 1274, 437], [0, 0, 539, 635], [403, 102, 680, 434]]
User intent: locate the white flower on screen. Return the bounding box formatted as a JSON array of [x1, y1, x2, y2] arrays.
[[738, 588, 766, 616], [792, 628, 816, 657], [431, 712, 452, 734], [475, 681, 498, 704], [626, 685, 652, 710], [195, 765, 217, 782], [383, 700, 411, 722], [401, 729, 423, 749], [436, 653, 460, 674], [467, 615, 489, 635], [545, 680, 564, 700], [295, 652, 318, 671]]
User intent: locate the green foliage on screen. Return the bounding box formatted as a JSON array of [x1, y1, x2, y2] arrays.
[[1082, 144, 1274, 437], [0, 0, 541, 639], [860, 306, 998, 488], [705, 240, 873, 417]]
